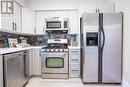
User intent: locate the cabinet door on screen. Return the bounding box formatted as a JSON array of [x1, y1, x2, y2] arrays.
[[32, 49, 41, 75], [22, 8, 35, 34], [1, 15, 13, 30], [35, 12, 45, 34], [14, 2, 22, 32], [44, 11, 68, 18], [69, 49, 80, 77], [0, 55, 3, 87], [1, 1, 22, 32], [68, 10, 79, 34], [1, 1, 14, 30], [69, 54, 80, 64], [28, 50, 33, 76], [69, 64, 80, 77]]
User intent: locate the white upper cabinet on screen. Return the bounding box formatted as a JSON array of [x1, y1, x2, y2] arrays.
[[35, 10, 69, 34], [1, 1, 22, 32], [35, 10, 80, 34], [44, 11, 68, 18], [22, 8, 35, 34], [68, 10, 79, 34], [1, 15, 13, 30], [35, 12, 45, 34], [13, 2, 22, 32]]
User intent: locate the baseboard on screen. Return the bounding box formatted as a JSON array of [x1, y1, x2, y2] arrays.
[[122, 80, 130, 87]]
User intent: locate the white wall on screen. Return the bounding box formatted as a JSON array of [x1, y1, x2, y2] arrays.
[[114, 0, 130, 86], [26, 0, 110, 10], [15, 0, 28, 7]]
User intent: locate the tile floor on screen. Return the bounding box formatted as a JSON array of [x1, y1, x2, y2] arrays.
[[25, 77, 122, 87]]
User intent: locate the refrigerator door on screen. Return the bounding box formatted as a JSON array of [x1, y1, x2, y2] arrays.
[[82, 13, 99, 83], [102, 13, 122, 83]]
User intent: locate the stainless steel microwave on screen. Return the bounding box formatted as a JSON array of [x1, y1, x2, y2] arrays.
[[45, 18, 69, 30]]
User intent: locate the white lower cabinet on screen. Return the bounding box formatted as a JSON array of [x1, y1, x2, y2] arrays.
[[69, 64, 80, 77], [0, 55, 3, 87], [69, 48, 80, 77], [31, 49, 41, 76], [28, 49, 33, 76]]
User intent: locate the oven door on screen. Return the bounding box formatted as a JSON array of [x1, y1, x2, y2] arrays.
[[41, 52, 68, 74], [46, 21, 61, 29]]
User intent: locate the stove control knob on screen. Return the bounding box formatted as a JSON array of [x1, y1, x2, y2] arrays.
[[47, 49, 49, 52], [41, 49, 45, 52], [55, 49, 58, 52], [64, 49, 68, 52], [51, 49, 54, 52], [60, 49, 62, 51]]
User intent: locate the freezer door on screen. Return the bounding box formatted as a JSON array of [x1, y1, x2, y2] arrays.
[[82, 13, 99, 83], [102, 13, 122, 83]]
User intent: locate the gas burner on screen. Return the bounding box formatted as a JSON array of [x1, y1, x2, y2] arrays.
[[41, 38, 68, 52]]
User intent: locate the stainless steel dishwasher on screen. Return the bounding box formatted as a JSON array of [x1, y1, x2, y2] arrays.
[[3, 50, 30, 87]]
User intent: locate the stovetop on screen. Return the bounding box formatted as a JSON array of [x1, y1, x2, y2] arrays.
[[42, 46, 68, 49], [41, 45, 68, 52], [42, 43, 68, 49]]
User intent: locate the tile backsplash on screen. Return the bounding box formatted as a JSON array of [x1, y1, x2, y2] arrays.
[[68, 34, 80, 47], [0, 31, 80, 48], [0, 31, 48, 48], [0, 32, 19, 48]]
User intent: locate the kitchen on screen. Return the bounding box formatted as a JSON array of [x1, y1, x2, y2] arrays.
[[0, 0, 130, 87]]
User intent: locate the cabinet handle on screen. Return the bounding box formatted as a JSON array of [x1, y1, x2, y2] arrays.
[[95, 9, 97, 13], [12, 22, 15, 30], [15, 23, 17, 31], [68, 27, 70, 33], [18, 54, 22, 56], [34, 27, 36, 33], [43, 28, 44, 34], [98, 9, 100, 13], [72, 70, 78, 72]]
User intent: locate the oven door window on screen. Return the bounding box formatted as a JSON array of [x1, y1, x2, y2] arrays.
[[46, 57, 64, 68], [47, 21, 61, 28]]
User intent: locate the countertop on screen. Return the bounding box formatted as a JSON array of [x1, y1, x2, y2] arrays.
[[0, 46, 44, 55], [68, 46, 80, 49], [0, 46, 80, 55]]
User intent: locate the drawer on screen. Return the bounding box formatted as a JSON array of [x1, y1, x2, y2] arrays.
[[69, 57, 80, 64], [69, 64, 80, 78], [69, 50, 80, 54], [69, 54, 80, 64]]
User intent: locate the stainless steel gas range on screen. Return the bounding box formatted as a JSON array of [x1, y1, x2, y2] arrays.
[[41, 39, 69, 79]]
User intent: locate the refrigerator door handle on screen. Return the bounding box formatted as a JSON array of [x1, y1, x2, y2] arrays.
[[101, 27, 105, 51]]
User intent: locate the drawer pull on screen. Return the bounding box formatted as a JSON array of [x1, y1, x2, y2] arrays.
[[71, 70, 78, 72]]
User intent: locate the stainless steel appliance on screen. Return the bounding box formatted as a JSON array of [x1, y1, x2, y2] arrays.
[[81, 13, 123, 84], [3, 51, 30, 87], [45, 17, 69, 31], [41, 39, 69, 79]]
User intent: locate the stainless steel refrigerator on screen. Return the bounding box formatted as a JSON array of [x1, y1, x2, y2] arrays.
[[81, 13, 123, 84]]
